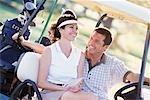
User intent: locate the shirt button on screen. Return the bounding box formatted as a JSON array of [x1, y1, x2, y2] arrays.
[[88, 77, 90, 79], [89, 73, 91, 75]]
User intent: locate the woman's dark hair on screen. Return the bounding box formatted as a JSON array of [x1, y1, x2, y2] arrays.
[[94, 28, 112, 45], [63, 9, 77, 18], [54, 14, 77, 38], [50, 23, 56, 31], [49, 23, 61, 39]]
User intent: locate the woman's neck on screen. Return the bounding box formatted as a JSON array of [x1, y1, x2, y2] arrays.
[[59, 39, 72, 58]]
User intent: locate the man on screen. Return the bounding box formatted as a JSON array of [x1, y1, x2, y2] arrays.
[[81, 27, 150, 100], [61, 27, 150, 100]]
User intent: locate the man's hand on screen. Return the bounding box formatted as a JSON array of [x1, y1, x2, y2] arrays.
[[145, 78, 150, 86], [142, 76, 150, 86], [125, 72, 150, 86]]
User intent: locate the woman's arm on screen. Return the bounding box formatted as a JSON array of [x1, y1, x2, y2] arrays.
[[68, 52, 85, 93], [12, 33, 45, 54], [21, 40, 45, 54], [77, 52, 85, 78], [37, 47, 68, 91]]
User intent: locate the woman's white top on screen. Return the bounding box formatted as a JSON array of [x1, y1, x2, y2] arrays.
[[47, 41, 81, 84]]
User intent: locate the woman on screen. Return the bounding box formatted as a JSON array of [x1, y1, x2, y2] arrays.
[[37, 11, 85, 100], [12, 9, 76, 54], [13, 9, 98, 100]]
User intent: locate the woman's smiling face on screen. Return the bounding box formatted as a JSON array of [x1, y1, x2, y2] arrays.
[[59, 23, 78, 41]]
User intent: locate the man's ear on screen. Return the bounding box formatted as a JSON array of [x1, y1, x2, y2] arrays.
[[104, 45, 109, 51]]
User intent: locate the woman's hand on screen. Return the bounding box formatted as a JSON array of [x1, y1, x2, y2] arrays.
[[64, 78, 83, 93], [12, 32, 25, 43], [67, 82, 82, 93]]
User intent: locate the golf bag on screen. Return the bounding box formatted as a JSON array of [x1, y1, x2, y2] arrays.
[[0, 0, 45, 97]]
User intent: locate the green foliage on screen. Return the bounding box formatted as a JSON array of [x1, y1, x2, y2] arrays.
[[0, 3, 18, 22]]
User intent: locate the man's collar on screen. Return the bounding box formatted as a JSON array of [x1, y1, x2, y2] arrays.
[[101, 53, 106, 64], [86, 53, 106, 65]]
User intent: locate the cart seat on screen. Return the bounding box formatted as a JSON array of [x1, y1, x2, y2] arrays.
[[10, 52, 42, 100]]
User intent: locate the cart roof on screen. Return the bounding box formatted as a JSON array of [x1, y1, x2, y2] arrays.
[[72, 0, 150, 25]]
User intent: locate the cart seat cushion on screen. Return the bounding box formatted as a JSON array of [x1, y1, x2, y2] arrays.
[[17, 52, 41, 83]]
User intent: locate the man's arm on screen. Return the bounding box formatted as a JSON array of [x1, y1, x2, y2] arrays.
[[124, 71, 150, 85]]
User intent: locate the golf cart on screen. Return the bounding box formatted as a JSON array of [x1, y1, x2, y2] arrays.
[[1, 0, 149, 100], [71, 0, 150, 100]]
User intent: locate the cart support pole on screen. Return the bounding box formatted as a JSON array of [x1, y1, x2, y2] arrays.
[[37, 0, 58, 43], [136, 24, 150, 100]]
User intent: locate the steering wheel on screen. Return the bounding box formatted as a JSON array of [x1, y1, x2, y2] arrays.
[[114, 82, 150, 100], [114, 82, 139, 100]]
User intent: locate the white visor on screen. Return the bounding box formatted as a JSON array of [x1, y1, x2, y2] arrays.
[[57, 20, 77, 28]]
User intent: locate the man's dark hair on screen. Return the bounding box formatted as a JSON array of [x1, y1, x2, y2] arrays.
[[94, 27, 112, 45]]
